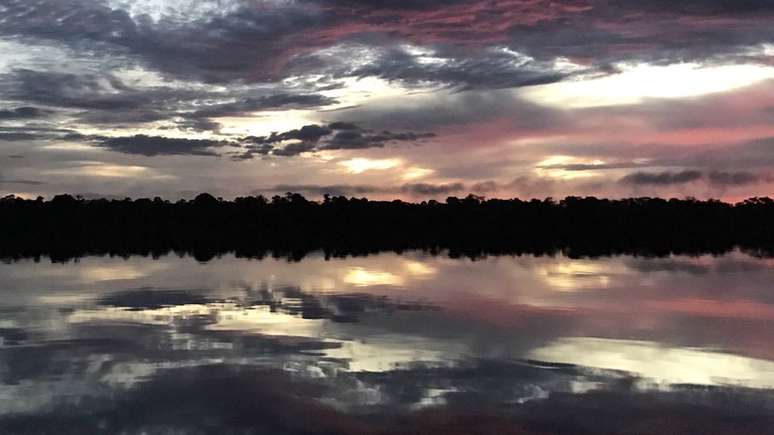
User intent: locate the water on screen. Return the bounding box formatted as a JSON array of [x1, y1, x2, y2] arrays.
[[2, 252, 774, 433]]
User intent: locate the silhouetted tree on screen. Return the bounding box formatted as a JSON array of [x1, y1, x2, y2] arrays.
[[1, 194, 773, 262]]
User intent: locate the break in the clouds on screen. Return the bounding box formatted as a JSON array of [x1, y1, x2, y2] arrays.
[[1, 0, 774, 199]]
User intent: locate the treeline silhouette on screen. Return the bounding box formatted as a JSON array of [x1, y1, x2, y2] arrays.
[[2, 193, 774, 262]]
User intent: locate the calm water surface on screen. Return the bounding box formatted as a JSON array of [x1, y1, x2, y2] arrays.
[[2, 252, 774, 434]]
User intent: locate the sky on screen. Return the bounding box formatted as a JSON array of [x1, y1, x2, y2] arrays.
[[1, 0, 774, 201]]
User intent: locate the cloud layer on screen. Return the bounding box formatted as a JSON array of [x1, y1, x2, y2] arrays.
[[1, 0, 774, 199]]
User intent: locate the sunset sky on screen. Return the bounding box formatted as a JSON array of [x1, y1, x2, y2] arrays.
[[1, 0, 774, 200]]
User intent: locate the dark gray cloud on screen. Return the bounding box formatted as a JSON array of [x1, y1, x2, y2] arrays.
[[541, 159, 769, 188], [503, 0, 774, 68], [3, 0, 770, 92], [307, 0, 472, 10], [469, 180, 499, 193], [266, 178, 562, 199], [294, 44, 574, 91], [256, 124, 335, 144], [322, 129, 435, 151], [619, 170, 766, 187], [2, 69, 152, 111], [712, 138, 774, 169], [610, 0, 774, 15], [0, 125, 80, 142], [238, 122, 435, 158], [96, 135, 229, 157], [327, 122, 360, 130], [534, 134, 774, 177], [266, 181, 467, 197], [331, 88, 564, 131], [0, 132, 41, 142], [708, 171, 761, 186], [0, 178, 46, 186], [0, 0, 312, 83], [99, 289, 211, 310], [0, 107, 47, 120], [538, 162, 650, 172], [270, 184, 383, 197], [270, 141, 318, 157], [401, 182, 465, 196], [0, 168, 45, 187], [0, 69, 336, 133], [238, 124, 337, 159], [620, 170, 704, 185], [231, 143, 276, 161]]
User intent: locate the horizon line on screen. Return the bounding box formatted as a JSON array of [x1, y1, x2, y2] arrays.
[[3, 192, 773, 206]]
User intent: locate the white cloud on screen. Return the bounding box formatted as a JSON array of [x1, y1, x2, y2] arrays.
[[523, 62, 774, 108]]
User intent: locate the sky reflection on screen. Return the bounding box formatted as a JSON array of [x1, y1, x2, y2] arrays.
[[2, 252, 774, 433]]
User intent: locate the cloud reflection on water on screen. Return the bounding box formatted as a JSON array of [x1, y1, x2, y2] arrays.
[[2, 252, 774, 432], [530, 337, 774, 390]]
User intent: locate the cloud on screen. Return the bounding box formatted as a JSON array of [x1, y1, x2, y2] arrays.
[[99, 289, 210, 310], [619, 170, 766, 187], [0, 69, 336, 133], [308, 0, 472, 10], [327, 122, 360, 130], [296, 43, 575, 91], [613, 0, 774, 16], [0, 132, 42, 141], [5, 0, 772, 91], [400, 182, 465, 196], [537, 162, 651, 172], [237, 122, 435, 158], [620, 170, 705, 185], [469, 180, 499, 193], [2, 69, 152, 111], [0, 107, 47, 120], [0, 0, 335, 84], [264, 175, 588, 199], [259, 124, 334, 144], [0, 125, 81, 143], [182, 94, 337, 131], [0, 178, 46, 186], [96, 135, 229, 157], [269, 184, 383, 197], [270, 141, 318, 157], [322, 129, 435, 151], [3, 0, 774, 199], [264, 181, 467, 197], [0, 169, 45, 188], [330, 87, 564, 131], [708, 171, 761, 186]]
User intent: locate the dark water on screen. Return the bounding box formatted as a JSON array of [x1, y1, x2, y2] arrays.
[[2, 252, 774, 434]]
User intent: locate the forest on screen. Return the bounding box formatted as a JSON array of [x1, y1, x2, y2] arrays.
[[2, 193, 774, 262]]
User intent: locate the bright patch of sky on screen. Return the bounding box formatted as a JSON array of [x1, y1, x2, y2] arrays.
[[339, 158, 402, 174], [523, 62, 774, 108]]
